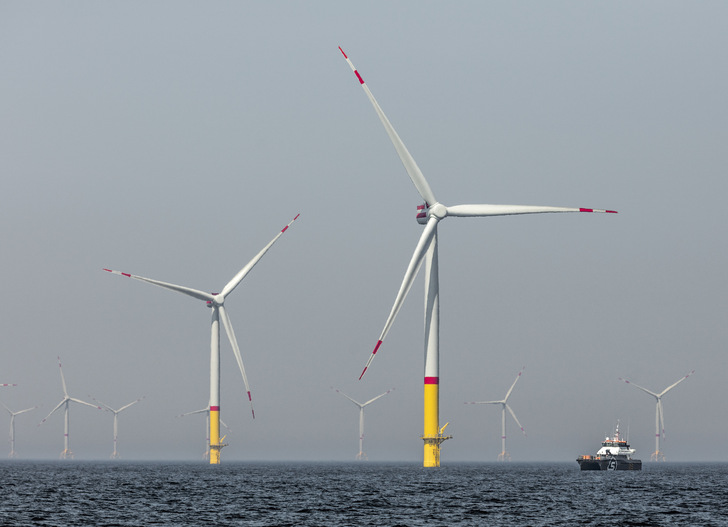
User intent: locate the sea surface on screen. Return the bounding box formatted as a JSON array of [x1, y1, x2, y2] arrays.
[[0, 461, 726, 526]]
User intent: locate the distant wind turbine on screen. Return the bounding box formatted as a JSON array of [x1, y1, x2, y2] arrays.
[[340, 47, 616, 467], [333, 387, 394, 460], [619, 370, 694, 461], [178, 406, 232, 460], [94, 396, 145, 459], [466, 368, 527, 461], [1, 402, 38, 458], [105, 214, 299, 464], [39, 356, 101, 459]]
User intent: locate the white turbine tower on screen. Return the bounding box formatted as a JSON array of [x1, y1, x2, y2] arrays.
[[466, 368, 526, 461], [619, 370, 694, 461], [339, 47, 617, 467], [104, 214, 298, 464], [333, 387, 394, 460], [95, 396, 144, 459], [178, 406, 233, 460], [1, 402, 38, 458], [39, 356, 101, 459]]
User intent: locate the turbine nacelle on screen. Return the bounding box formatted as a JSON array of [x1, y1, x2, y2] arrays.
[[416, 203, 429, 224], [416, 202, 447, 224]]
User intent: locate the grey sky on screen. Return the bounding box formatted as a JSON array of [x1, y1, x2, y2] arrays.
[[1, 2, 725, 462]]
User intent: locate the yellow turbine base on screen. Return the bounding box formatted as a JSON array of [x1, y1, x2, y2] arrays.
[[209, 445, 223, 464], [209, 409, 222, 465], [422, 382, 451, 467], [423, 439, 440, 467]]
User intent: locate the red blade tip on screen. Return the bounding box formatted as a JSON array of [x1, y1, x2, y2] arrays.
[[372, 340, 382, 355]]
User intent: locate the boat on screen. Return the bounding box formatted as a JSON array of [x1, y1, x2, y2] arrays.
[[577, 422, 642, 471]]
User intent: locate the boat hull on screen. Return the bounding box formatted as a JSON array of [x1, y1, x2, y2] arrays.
[[577, 457, 642, 471]]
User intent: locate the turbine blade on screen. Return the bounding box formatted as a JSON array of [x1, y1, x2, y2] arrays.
[[504, 367, 525, 402], [219, 305, 255, 419], [220, 419, 233, 434], [15, 406, 38, 416], [178, 408, 208, 417], [220, 214, 299, 299], [118, 396, 145, 413], [659, 370, 694, 397], [57, 356, 68, 397], [103, 269, 214, 302], [506, 404, 527, 436], [466, 400, 503, 405], [359, 217, 439, 379], [70, 398, 102, 410], [93, 398, 114, 412], [446, 204, 618, 217], [339, 47, 437, 206], [39, 399, 66, 425], [362, 388, 394, 407], [333, 388, 363, 408], [619, 377, 659, 398]]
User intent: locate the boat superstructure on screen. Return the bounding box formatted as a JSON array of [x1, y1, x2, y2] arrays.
[[577, 422, 642, 471]]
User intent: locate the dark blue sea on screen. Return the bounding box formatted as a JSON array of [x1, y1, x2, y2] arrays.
[[0, 462, 725, 526]]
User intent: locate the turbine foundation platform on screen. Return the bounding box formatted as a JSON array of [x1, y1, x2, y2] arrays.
[[209, 441, 228, 464], [422, 433, 452, 467]]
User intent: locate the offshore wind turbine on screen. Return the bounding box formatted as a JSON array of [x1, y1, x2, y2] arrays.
[[39, 356, 101, 459], [466, 368, 526, 461], [104, 214, 298, 464], [339, 47, 617, 467], [333, 387, 394, 460], [619, 370, 694, 461], [94, 396, 144, 459], [1, 402, 38, 458], [178, 405, 233, 460]]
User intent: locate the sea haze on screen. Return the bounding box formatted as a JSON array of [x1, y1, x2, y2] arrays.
[[0, 462, 725, 526]]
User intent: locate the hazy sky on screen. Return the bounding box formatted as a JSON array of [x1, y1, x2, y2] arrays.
[[1, 2, 726, 463]]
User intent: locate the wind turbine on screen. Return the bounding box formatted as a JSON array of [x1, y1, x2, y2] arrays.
[[619, 370, 694, 461], [94, 396, 144, 459], [339, 47, 617, 467], [178, 405, 233, 460], [333, 387, 394, 460], [466, 368, 526, 461], [104, 214, 298, 464], [39, 356, 101, 459], [1, 402, 38, 458]]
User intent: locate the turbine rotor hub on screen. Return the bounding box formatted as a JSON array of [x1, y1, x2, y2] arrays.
[[429, 203, 447, 220], [210, 294, 224, 307]]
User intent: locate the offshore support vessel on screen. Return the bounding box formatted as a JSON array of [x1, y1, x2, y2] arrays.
[[577, 422, 642, 471]]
